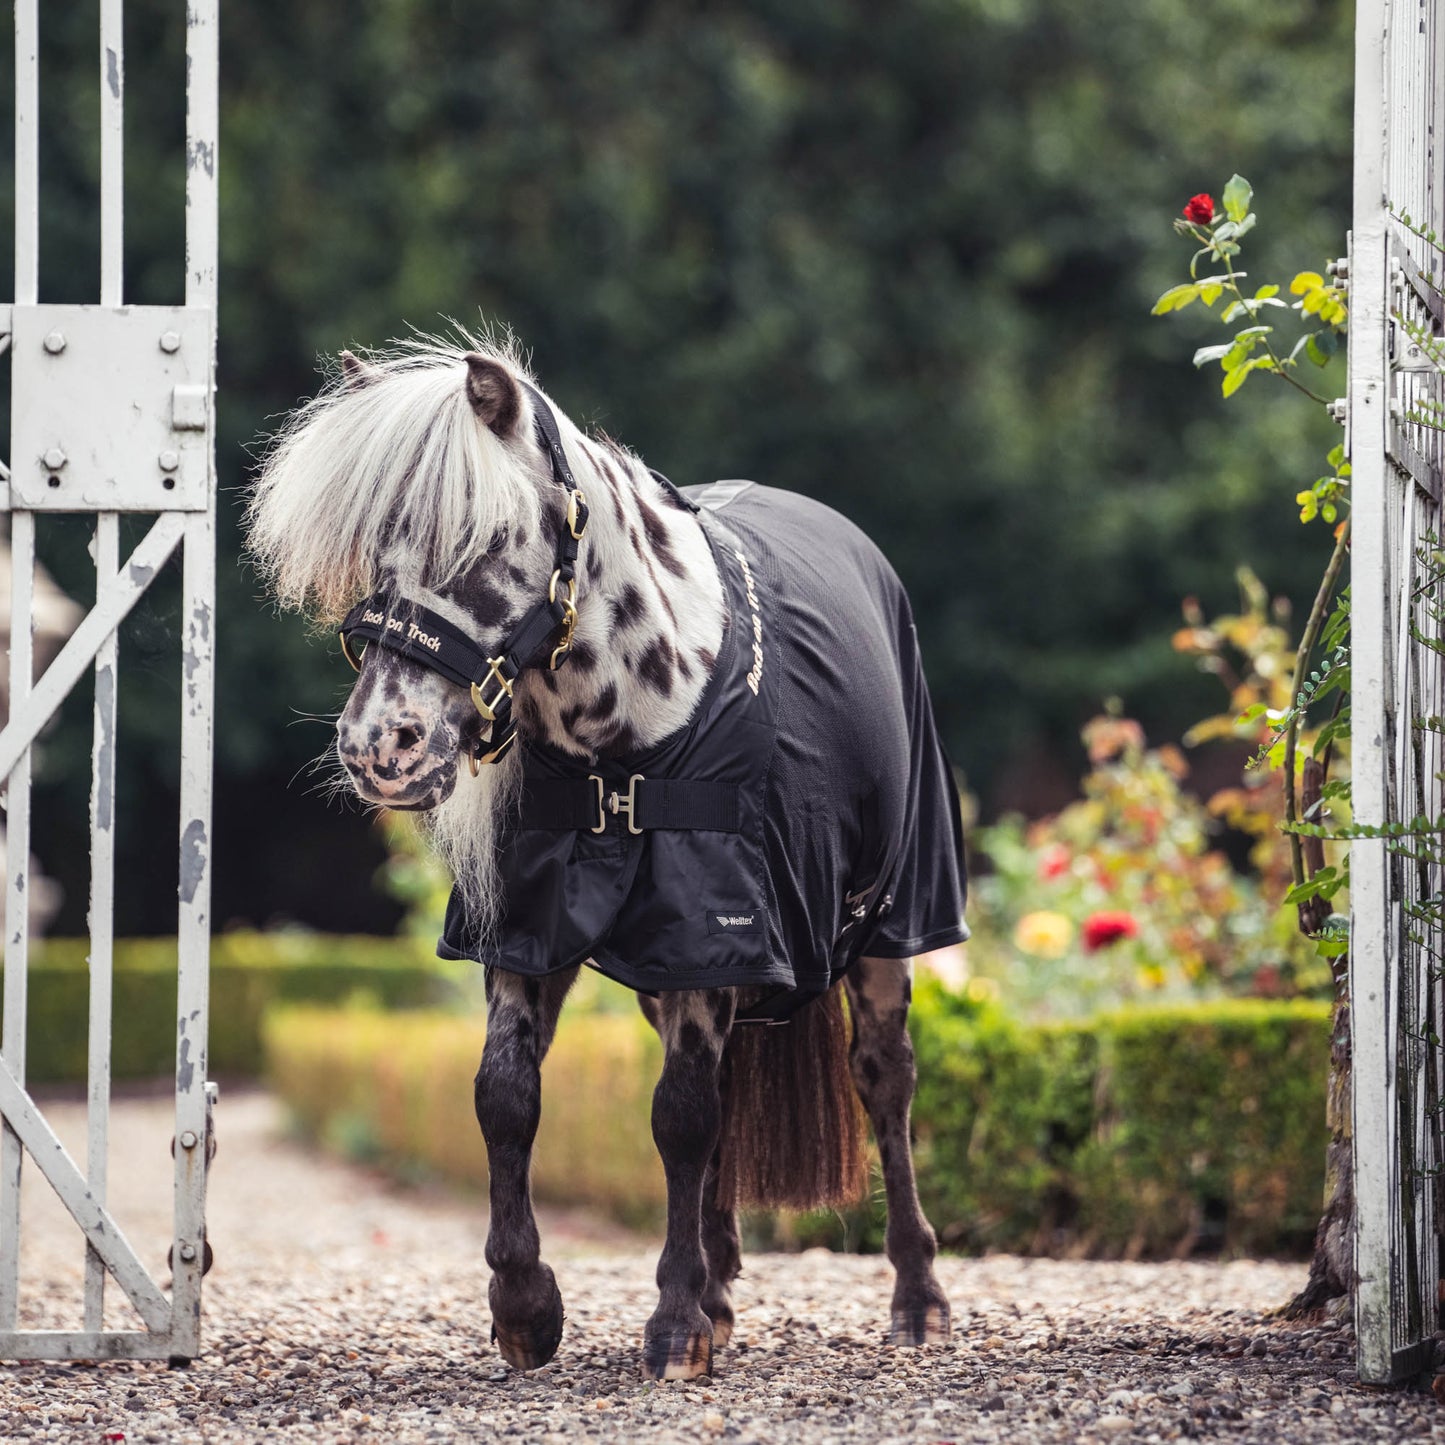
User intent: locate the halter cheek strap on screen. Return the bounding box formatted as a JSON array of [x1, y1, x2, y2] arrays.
[[337, 382, 590, 767]]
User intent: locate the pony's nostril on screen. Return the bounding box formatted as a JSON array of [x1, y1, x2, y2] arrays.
[[393, 725, 423, 753]]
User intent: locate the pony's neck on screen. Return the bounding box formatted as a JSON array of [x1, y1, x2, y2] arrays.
[[513, 434, 725, 760]]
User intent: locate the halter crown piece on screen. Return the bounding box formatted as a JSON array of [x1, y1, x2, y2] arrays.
[[338, 382, 590, 772]]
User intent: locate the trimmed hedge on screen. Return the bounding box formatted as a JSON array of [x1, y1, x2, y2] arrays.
[[263, 981, 1332, 1258], [6, 934, 464, 1083], [909, 982, 1331, 1258], [265, 1007, 667, 1224]]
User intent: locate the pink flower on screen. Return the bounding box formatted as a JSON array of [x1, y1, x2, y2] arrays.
[[1038, 844, 1071, 880], [1082, 911, 1140, 952]]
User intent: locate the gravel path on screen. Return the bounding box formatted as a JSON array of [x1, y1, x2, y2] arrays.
[[0, 1088, 1437, 1443]]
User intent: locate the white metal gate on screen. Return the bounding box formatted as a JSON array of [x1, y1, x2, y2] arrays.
[[1350, 0, 1445, 1388], [0, 0, 218, 1361]]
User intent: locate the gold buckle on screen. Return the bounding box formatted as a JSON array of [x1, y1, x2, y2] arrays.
[[470, 657, 513, 721], [340, 632, 364, 672], [566, 488, 588, 541], [588, 773, 645, 836], [548, 571, 580, 670], [476, 729, 517, 767]]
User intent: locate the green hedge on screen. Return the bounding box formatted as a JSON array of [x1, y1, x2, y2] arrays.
[[908, 981, 1331, 1258], [263, 979, 1332, 1258], [6, 934, 465, 1083]]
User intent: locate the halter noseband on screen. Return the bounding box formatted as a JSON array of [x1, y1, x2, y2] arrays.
[[337, 382, 590, 771]]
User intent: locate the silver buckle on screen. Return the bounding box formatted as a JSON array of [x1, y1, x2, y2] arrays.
[[588, 773, 645, 835]]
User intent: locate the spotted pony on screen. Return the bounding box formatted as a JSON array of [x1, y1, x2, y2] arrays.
[[247, 334, 962, 1380]]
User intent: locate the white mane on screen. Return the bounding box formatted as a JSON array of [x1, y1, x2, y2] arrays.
[[246, 332, 545, 622]]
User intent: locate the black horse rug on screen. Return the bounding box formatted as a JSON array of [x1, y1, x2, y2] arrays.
[[438, 479, 969, 1013]]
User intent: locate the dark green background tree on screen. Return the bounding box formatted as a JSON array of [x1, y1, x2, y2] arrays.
[[4, 0, 1351, 934]]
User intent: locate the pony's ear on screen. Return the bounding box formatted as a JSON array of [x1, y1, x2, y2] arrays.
[[339, 350, 383, 390], [464, 353, 523, 437]]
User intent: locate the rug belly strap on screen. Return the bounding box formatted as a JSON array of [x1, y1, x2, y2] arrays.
[[520, 777, 740, 834]]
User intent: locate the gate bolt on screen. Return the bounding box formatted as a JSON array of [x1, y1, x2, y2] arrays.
[[179, 1130, 198, 1150], [158, 450, 180, 472], [1327, 399, 1348, 425], [42, 330, 65, 354], [42, 448, 67, 471], [178, 1243, 197, 1263], [159, 331, 181, 354]]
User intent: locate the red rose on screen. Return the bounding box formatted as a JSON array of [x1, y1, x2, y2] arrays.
[[1081, 910, 1140, 952], [1183, 193, 1215, 226]]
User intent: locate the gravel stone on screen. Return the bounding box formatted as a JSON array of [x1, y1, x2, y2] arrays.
[[1, 1087, 1439, 1443]]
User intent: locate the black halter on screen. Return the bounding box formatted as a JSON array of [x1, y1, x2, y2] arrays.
[[338, 383, 590, 768]]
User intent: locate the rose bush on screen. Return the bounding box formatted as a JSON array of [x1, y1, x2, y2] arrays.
[[964, 707, 1325, 1020]]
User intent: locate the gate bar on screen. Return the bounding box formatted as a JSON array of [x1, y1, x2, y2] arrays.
[[170, 0, 219, 1360], [0, 0, 38, 1335], [1349, 0, 1400, 1388], [86, 0, 124, 1335]]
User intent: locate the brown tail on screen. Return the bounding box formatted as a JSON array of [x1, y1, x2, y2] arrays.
[[716, 983, 869, 1211]]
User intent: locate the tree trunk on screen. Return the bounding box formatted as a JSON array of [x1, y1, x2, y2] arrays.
[[1284, 985, 1352, 1317]]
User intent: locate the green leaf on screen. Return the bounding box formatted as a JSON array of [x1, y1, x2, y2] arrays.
[[1233, 213, 1257, 240], [1222, 359, 1256, 397], [1236, 702, 1269, 724], [1327, 442, 1345, 468], [1152, 283, 1201, 315], [1223, 174, 1253, 224], [1198, 280, 1224, 306], [1254, 284, 1280, 300]]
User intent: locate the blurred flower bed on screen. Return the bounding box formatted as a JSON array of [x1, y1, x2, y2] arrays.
[[964, 699, 1331, 1020]]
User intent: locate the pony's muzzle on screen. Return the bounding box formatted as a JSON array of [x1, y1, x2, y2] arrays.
[[337, 715, 448, 801]]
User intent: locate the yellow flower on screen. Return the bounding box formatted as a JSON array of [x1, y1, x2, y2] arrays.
[[1013, 910, 1074, 959]]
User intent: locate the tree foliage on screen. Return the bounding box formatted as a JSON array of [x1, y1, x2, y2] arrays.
[[1, 0, 1352, 931]]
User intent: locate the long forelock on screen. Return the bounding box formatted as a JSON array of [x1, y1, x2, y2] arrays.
[[246, 336, 546, 623]]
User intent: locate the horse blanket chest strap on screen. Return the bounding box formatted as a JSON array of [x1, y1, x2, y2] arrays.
[[337, 382, 593, 766], [521, 777, 741, 835]]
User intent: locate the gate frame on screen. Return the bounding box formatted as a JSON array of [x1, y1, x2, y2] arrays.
[[1350, 0, 1445, 1388], [0, 0, 218, 1363]]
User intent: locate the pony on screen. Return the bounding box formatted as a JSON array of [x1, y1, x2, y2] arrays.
[[247, 333, 967, 1381]]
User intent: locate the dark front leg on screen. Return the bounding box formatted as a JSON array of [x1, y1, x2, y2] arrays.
[[475, 966, 577, 1370], [644, 988, 734, 1380], [700, 1139, 742, 1346], [844, 956, 950, 1346]]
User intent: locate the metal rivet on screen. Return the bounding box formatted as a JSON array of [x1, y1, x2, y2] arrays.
[[158, 449, 180, 472], [179, 1130, 198, 1150], [42, 330, 66, 354], [178, 1243, 197, 1263], [159, 331, 182, 354], [42, 448, 67, 471]]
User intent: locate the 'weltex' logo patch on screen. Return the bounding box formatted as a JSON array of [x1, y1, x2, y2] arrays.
[[706, 909, 765, 935]]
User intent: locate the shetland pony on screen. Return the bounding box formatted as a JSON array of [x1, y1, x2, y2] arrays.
[[247, 336, 960, 1379]]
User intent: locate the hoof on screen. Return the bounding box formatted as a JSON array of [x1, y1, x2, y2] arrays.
[[641, 1327, 713, 1381], [490, 1268, 564, 1371], [702, 1296, 734, 1349], [888, 1301, 951, 1347]]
